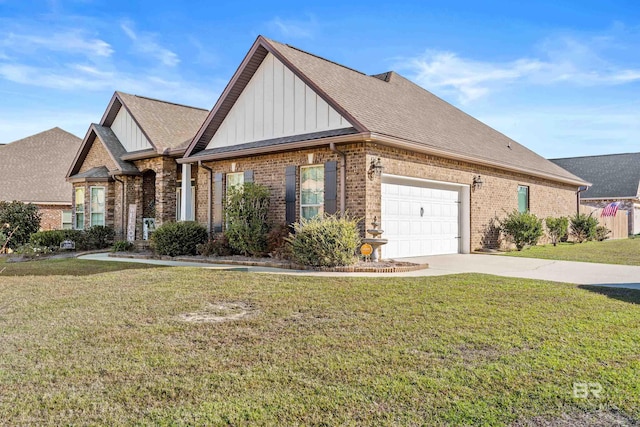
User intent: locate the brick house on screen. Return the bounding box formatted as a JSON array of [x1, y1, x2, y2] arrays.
[[551, 153, 640, 236], [178, 36, 588, 258], [66, 92, 209, 240], [0, 127, 82, 230]]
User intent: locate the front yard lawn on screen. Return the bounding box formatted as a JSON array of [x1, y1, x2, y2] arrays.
[[501, 238, 640, 266], [0, 261, 638, 425], [0, 256, 162, 276]]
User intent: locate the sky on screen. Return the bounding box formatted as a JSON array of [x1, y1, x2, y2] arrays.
[[0, 0, 638, 158]]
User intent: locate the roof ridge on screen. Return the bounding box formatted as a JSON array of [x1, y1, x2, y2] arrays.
[[117, 91, 208, 112], [551, 152, 640, 161]]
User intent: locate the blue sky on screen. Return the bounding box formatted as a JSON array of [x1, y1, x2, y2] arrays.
[[0, 0, 638, 158]]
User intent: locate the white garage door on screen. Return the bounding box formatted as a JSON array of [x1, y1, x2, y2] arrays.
[[381, 179, 461, 258]]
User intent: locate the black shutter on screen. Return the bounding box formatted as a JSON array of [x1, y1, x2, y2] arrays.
[[285, 165, 297, 225], [213, 172, 223, 232], [324, 161, 337, 215], [244, 170, 254, 183]]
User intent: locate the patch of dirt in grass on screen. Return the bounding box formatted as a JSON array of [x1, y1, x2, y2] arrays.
[[177, 301, 257, 323], [514, 409, 637, 426]]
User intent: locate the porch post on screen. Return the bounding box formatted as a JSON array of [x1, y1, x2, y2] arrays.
[[180, 163, 193, 221]]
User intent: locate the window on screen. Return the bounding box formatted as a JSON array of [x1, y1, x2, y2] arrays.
[[300, 165, 324, 219], [226, 172, 244, 193], [90, 186, 106, 226], [518, 185, 529, 213], [176, 181, 196, 220], [62, 210, 73, 230], [75, 187, 85, 230]]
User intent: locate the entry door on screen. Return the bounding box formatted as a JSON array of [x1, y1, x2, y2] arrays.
[[381, 180, 460, 258]]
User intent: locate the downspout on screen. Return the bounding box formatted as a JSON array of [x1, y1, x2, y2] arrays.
[[576, 186, 589, 215], [113, 175, 126, 240], [329, 143, 346, 216], [198, 160, 213, 234]]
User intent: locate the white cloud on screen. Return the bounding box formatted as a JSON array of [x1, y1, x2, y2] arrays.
[[397, 36, 640, 104], [268, 16, 317, 39], [120, 20, 179, 67], [0, 30, 113, 58]]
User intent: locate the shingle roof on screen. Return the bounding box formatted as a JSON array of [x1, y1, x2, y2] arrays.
[[69, 166, 111, 180], [113, 92, 209, 152], [186, 36, 586, 186], [550, 153, 640, 199], [92, 125, 140, 174], [0, 127, 81, 204]]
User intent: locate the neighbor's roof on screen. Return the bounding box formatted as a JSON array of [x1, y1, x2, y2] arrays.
[[105, 92, 209, 153], [551, 153, 640, 199], [0, 127, 82, 204], [186, 36, 586, 186]]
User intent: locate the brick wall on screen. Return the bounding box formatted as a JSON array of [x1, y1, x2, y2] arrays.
[[79, 140, 118, 173], [71, 181, 114, 230], [37, 204, 72, 230], [366, 144, 578, 250]]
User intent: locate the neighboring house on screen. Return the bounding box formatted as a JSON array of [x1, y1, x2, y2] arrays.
[[0, 127, 82, 230], [551, 153, 640, 236], [179, 36, 588, 257], [66, 92, 209, 240]]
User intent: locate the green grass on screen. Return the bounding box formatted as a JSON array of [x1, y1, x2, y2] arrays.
[[501, 238, 640, 266], [0, 260, 638, 425], [0, 256, 163, 276]]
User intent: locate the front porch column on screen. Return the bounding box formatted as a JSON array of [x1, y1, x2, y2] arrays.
[[180, 163, 193, 221]]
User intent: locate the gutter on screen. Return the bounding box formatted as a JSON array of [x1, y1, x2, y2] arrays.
[[329, 143, 346, 215], [198, 160, 213, 234]]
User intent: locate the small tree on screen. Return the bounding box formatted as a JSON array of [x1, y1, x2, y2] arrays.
[[545, 216, 569, 247], [570, 213, 598, 243], [0, 201, 41, 249], [225, 183, 271, 256], [500, 210, 544, 251]]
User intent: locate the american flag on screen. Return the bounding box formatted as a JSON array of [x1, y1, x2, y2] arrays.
[[601, 202, 621, 217]]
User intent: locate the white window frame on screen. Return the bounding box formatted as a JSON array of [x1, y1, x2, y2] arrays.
[[226, 172, 244, 194], [176, 181, 196, 220], [75, 187, 85, 230], [89, 186, 106, 227], [300, 164, 324, 220]]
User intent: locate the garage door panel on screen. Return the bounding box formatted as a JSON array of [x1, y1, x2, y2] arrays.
[[381, 180, 461, 258]]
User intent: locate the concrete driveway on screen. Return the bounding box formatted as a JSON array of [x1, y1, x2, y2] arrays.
[[81, 252, 640, 289]]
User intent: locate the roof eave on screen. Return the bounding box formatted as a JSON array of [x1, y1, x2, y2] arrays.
[[369, 133, 591, 187], [581, 196, 639, 201], [120, 148, 159, 161], [67, 176, 114, 183]]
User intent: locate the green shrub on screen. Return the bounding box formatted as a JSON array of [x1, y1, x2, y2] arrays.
[[267, 223, 292, 259], [197, 234, 234, 257], [570, 213, 598, 243], [112, 240, 135, 252], [60, 230, 89, 250], [225, 183, 271, 256], [30, 230, 65, 248], [287, 214, 361, 267], [151, 221, 207, 256], [545, 216, 569, 247], [14, 243, 54, 258], [595, 226, 610, 241], [500, 210, 544, 251], [85, 226, 115, 249], [0, 201, 41, 249]]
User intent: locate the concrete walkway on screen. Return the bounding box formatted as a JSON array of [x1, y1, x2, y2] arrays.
[[79, 252, 640, 289]]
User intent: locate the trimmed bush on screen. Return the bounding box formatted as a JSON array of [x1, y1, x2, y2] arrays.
[[151, 221, 207, 256], [112, 240, 135, 252], [85, 225, 115, 249], [30, 230, 66, 248], [197, 234, 234, 257], [570, 213, 598, 243], [225, 183, 271, 256], [545, 216, 569, 247], [500, 210, 544, 251], [287, 214, 361, 267], [0, 201, 41, 249], [595, 226, 610, 241]]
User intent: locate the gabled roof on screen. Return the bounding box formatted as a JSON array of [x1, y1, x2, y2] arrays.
[[102, 92, 209, 153], [0, 127, 82, 204], [185, 36, 587, 186], [550, 153, 640, 199], [67, 124, 140, 179]]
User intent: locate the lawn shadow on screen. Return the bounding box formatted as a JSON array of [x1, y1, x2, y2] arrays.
[[578, 285, 640, 305]]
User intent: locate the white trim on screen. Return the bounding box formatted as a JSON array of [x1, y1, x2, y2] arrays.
[[382, 173, 469, 188], [89, 186, 106, 227], [180, 164, 193, 221], [300, 164, 324, 220]]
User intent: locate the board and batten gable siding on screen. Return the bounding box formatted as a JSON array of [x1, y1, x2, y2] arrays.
[[206, 53, 352, 150], [111, 107, 153, 152]]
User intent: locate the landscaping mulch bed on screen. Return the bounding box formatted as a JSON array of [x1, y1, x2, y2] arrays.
[[110, 251, 428, 273]]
